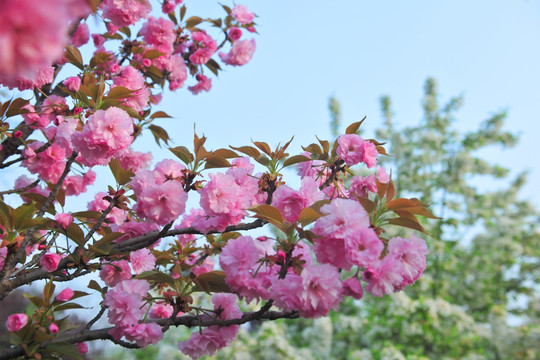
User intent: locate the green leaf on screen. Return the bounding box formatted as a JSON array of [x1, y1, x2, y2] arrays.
[[109, 158, 134, 185], [64, 223, 85, 246], [249, 204, 284, 224], [87, 280, 103, 293], [204, 156, 231, 169], [298, 208, 323, 227], [107, 86, 134, 100], [150, 111, 172, 119], [64, 46, 84, 70], [137, 271, 176, 285], [193, 271, 231, 293], [71, 211, 103, 221], [185, 16, 203, 28], [149, 124, 171, 147], [345, 117, 366, 134], [143, 49, 165, 59], [282, 155, 311, 168], [54, 302, 86, 312], [45, 342, 83, 360], [169, 146, 194, 164]]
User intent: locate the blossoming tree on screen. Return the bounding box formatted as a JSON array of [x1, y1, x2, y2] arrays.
[[0, 1, 437, 359]]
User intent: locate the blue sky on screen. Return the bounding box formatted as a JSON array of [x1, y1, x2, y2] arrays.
[[150, 0, 540, 203], [2, 0, 539, 206]]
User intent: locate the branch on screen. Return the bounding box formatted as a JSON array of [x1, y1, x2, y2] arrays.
[[0, 310, 299, 360]]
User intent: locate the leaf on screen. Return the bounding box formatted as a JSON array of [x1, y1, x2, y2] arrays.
[[302, 143, 323, 155], [56, 188, 65, 208], [149, 124, 170, 147], [54, 302, 85, 312], [150, 111, 172, 119], [386, 180, 395, 203], [87, 280, 103, 293], [345, 117, 366, 134], [64, 46, 84, 69], [298, 208, 323, 227], [230, 145, 261, 159], [282, 155, 311, 168], [108, 158, 134, 185], [45, 342, 83, 360], [376, 145, 390, 156], [221, 4, 232, 14], [386, 198, 441, 219], [143, 49, 165, 59], [249, 204, 284, 225], [169, 146, 194, 165], [387, 217, 427, 233], [3, 98, 30, 118], [252, 141, 272, 156], [107, 86, 134, 100], [43, 281, 56, 303], [204, 156, 231, 169], [316, 136, 330, 154], [213, 148, 238, 158], [180, 4, 187, 20], [205, 59, 221, 76], [71, 211, 102, 221], [377, 178, 389, 199], [136, 271, 176, 285], [356, 196, 376, 213], [185, 16, 203, 28], [65, 223, 85, 246], [193, 271, 231, 293]]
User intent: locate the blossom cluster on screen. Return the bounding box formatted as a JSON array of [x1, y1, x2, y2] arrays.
[[0, 1, 434, 360]]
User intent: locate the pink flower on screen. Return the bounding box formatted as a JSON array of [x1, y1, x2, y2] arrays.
[[123, 323, 163, 347], [56, 288, 74, 302], [231, 5, 255, 24], [75, 343, 88, 354], [0, 247, 7, 271], [153, 159, 185, 184], [313, 198, 370, 239], [140, 17, 176, 55], [55, 213, 73, 229], [62, 171, 96, 196], [40, 253, 62, 272], [117, 148, 152, 172], [349, 175, 377, 198], [377, 165, 390, 183], [219, 38, 256, 66], [188, 74, 212, 95], [100, 0, 152, 27], [363, 258, 403, 297], [135, 180, 187, 225], [0, 0, 70, 86], [337, 134, 365, 165], [130, 248, 156, 275], [166, 55, 188, 91], [361, 140, 378, 168], [6, 314, 28, 332], [100, 260, 132, 287], [189, 32, 217, 65], [88, 192, 127, 226], [112, 66, 150, 112], [103, 280, 150, 327], [71, 23, 90, 47], [71, 107, 134, 166], [342, 277, 364, 299], [178, 294, 241, 358], [63, 76, 81, 92], [149, 303, 174, 319], [387, 235, 428, 288], [48, 323, 59, 334], [228, 27, 243, 41], [22, 142, 67, 183]]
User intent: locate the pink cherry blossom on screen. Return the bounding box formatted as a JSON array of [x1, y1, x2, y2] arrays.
[[116, 148, 152, 172], [135, 180, 187, 225], [123, 323, 163, 347], [71, 107, 134, 166], [99, 260, 132, 287], [75, 343, 88, 354], [361, 140, 378, 168], [88, 192, 127, 226], [336, 134, 365, 165], [342, 277, 364, 299], [55, 213, 73, 229], [112, 66, 150, 112], [100, 0, 152, 27], [140, 17, 176, 55], [22, 142, 67, 183], [228, 27, 243, 41], [219, 38, 256, 66], [167, 55, 188, 91], [56, 287, 74, 302], [71, 23, 90, 47], [188, 74, 212, 95], [149, 303, 174, 319], [63, 76, 81, 92], [0, 0, 70, 86], [40, 253, 62, 272], [48, 323, 59, 334], [231, 5, 255, 24], [130, 248, 156, 275], [387, 234, 428, 288], [6, 313, 29, 332], [103, 279, 149, 327]]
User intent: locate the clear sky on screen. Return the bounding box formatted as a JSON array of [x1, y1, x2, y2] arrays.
[[2, 0, 539, 206], [150, 0, 540, 203]]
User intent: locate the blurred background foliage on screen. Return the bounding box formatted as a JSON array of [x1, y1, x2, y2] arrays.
[[97, 77, 540, 359]]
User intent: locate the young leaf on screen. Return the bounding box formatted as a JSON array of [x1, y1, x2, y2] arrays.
[[193, 271, 231, 293], [345, 117, 366, 135]]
